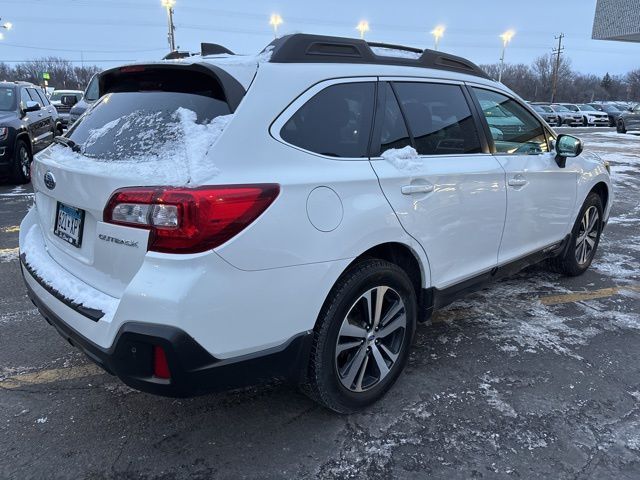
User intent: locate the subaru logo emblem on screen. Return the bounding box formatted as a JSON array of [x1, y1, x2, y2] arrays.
[[44, 171, 56, 190]]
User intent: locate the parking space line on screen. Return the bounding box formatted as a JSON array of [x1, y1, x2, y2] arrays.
[[540, 285, 640, 305], [1, 226, 20, 233], [0, 364, 104, 390]]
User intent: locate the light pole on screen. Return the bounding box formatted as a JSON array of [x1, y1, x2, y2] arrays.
[[498, 29, 515, 83], [431, 25, 445, 51], [161, 0, 176, 52], [0, 18, 12, 40], [269, 14, 283, 39], [356, 20, 369, 40]]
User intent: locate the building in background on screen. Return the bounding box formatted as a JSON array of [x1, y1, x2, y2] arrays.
[[592, 0, 640, 42]]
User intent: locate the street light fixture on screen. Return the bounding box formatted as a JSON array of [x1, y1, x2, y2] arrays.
[[269, 14, 283, 39], [498, 29, 515, 83], [431, 25, 445, 51], [356, 20, 369, 40], [161, 0, 177, 52]]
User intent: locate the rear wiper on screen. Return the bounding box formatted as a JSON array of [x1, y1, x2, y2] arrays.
[[53, 136, 81, 153]]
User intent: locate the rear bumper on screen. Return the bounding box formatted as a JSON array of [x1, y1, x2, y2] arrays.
[[23, 263, 312, 397]]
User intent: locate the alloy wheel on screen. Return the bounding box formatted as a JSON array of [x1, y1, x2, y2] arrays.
[[19, 146, 31, 180], [335, 286, 406, 393], [575, 205, 599, 266]]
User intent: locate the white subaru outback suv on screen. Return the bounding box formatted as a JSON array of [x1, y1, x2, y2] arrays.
[[20, 34, 612, 413]]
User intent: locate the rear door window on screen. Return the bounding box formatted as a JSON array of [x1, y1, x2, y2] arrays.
[[473, 88, 549, 155], [392, 82, 482, 156], [280, 82, 375, 158]]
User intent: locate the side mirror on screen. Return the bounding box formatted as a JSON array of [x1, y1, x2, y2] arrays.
[[555, 134, 583, 168], [23, 101, 41, 114], [61, 95, 78, 107]]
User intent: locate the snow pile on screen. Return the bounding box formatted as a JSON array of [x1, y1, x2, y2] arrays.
[[21, 224, 119, 322], [381, 146, 422, 171], [371, 46, 422, 59], [45, 110, 232, 186]]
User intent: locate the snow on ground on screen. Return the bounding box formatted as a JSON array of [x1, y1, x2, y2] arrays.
[[0, 247, 18, 263]]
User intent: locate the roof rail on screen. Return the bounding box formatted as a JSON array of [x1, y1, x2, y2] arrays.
[[266, 33, 489, 80], [201, 43, 235, 56]]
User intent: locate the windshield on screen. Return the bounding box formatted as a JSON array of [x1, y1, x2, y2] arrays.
[[0, 87, 16, 111], [533, 105, 553, 113], [563, 104, 579, 112], [578, 105, 597, 112], [50, 91, 81, 102], [552, 105, 570, 112], [602, 104, 620, 112], [66, 91, 231, 160]]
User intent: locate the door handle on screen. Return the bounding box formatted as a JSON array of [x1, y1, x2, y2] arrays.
[[508, 177, 528, 187], [401, 184, 434, 195]]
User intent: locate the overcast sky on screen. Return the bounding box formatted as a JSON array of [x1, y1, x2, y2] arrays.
[[1, 0, 638, 76]]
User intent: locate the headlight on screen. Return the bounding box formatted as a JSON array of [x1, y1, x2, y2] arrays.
[[0, 127, 7, 139]]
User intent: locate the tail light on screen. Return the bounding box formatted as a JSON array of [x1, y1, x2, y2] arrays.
[[104, 184, 280, 254], [153, 345, 171, 379]]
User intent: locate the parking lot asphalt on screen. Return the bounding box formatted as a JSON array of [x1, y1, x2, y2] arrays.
[[0, 128, 639, 480]]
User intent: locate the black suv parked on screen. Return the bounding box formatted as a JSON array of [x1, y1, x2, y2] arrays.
[[0, 82, 61, 184]]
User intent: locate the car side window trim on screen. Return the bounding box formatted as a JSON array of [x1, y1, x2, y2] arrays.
[[270, 76, 379, 161]]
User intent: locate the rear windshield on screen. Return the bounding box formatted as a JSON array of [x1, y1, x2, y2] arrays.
[[66, 91, 231, 160]]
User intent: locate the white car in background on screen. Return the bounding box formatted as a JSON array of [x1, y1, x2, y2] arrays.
[[20, 34, 612, 413], [49, 89, 83, 126]]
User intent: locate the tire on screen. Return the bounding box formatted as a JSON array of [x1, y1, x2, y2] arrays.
[[301, 259, 417, 413], [617, 120, 627, 134], [549, 193, 603, 277], [9, 139, 32, 184], [582, 117, 588, 127]]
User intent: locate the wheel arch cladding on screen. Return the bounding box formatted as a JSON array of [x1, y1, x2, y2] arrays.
[[590, 181, 609, 211], [337, 242, 424, 306], [15, 132, 31, 154]]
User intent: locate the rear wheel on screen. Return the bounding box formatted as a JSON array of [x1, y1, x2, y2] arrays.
[[549, 193, 603, 276], [302, 259, 417, 413], [617, 120, 626, 134], [9, 140, 32, 184]]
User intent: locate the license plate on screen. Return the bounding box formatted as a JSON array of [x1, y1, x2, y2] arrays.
[[54, 202, 85, 248]]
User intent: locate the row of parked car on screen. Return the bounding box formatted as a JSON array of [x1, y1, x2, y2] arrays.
[[529, 101, 640, 131], [0, 76, 98, 183]]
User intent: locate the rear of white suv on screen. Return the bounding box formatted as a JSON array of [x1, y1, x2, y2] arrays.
[[20, 34, 612, 413]]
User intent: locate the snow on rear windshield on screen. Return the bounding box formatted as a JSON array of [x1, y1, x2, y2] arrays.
[[67, 91, 231, 161], [49, 92, 233, 185]]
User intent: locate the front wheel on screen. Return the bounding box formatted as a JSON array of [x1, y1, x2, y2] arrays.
[[9, 140, 32, 184], [301, 259, 417, 413], [549, 193, 603, 276]]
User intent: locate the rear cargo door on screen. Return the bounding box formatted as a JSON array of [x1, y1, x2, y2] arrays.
[[30, 63, 244, 297]]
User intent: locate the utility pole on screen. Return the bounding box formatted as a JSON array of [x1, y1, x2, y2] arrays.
[[161, 0, 177, 52], [550, 33, 564, 104]]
